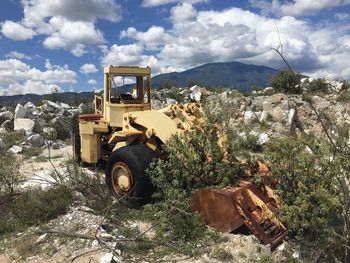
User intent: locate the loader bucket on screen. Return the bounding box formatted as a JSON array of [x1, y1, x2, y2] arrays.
[[191, 180, 287, 250]]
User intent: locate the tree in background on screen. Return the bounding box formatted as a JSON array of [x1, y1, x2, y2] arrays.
[[270, 69, 302, 94]]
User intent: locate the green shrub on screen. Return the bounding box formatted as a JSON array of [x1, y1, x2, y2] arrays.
[[13, 186, 74, 226], [0, 153, 22, 195], [0, 132, 23, 150], [266, 136, 349, 262], [63, 159, 112, 212], [49, 119, 71, 141], [306, 78, 329, 93], [22, 148, 44, 159], [270, 70, 302, 94], [146, 117, 244, 251]]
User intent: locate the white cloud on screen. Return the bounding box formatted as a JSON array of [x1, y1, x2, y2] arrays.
[[101, 44, 161, 73], [120, 26, 173, 50], [1, 20, 36, 40], [251, 0, 350, 17], [22, 0, 121, 24], [1, 0, 120, 55], [5, 51, 32, 60], [71, 44, 87, 57], [115, 4, 350, 80], [80, 63, 98, 74], [278, 0, 350, 16], [342, 68, 350, 79], [42, 17, 105, 56], [88, 79, 97, 85], [170, 2, 197, 23], [0, 58, 76, 95], [142, 0, 207, 7]]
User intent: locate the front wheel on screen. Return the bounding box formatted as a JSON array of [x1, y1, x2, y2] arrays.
[[105, 144, 157, 207]]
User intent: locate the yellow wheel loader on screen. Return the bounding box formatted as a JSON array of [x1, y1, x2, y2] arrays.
[[75, 65, 287, 249]]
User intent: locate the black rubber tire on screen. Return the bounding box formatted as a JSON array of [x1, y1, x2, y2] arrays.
[[105, 144, 157, 207]]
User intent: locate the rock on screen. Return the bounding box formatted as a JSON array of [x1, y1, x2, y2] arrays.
[[165, 98, 177, 105], [78, 103, 85, 112], [287, 108, 296, 125], [244, 110, 255, 122], [24, 102, 36, 110], [27, 134, 44, 147], [257, 133, 269, 145], [0, 138, 6, 151], [60, 102, 70, 109], [1, 120, 14, 132], [32, 109, 41, 116], [7, 145, 22, 154], [91, 239, 99, 248], [14, 104, 29, 119], [0, 111, 14, 122], [14, 118, 35, 133], [35, 233, 48, 244], [43, 127, 58, 140], [189, 85, 202, 102], [68, 109, 79, 115], [99, 252, 120, 263], [51, 142, 60, 149], [326, 78, 345, 93], [43, 100, 62, 111], [263, 87, 275, 95], [292, 250, 300, 258]]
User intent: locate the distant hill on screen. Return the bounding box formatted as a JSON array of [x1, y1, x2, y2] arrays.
[[152, 61, 278, 90], [0, 92, 94, 107], [0, 61, 278, 106]]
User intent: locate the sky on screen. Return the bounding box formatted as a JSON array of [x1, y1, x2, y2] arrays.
[[0, 0, 350, 95]]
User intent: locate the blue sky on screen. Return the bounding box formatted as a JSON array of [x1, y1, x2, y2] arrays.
[[0, 0, 350, 95]]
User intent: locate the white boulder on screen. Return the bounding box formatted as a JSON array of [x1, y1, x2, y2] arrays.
[[189, 85, 202, 102], [24, 102, 36, 110], [43, 100, 62, 110], [263, 87, 275, 94], [99, 252, 121, 263], [14, 104, 29, 119], [244, 110, 255, 122], [8, 145, 22, 154], [14, 118, 35, 133], [0, 111, 14, 122], [257, 133, 269, 145], [60, 102, 70, 109]]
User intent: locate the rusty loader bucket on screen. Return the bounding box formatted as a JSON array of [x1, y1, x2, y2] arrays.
[[191, 180, 287, 250]]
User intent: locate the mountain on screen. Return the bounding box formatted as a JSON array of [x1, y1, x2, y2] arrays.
[[152, 61, 278, 90], [0, 61, 278, 106]]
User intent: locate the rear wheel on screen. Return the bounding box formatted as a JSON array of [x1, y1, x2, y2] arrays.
[[105, 144, 157, 207]]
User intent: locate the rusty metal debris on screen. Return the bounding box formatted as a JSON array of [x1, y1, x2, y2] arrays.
[[191, 176, 287, 250]]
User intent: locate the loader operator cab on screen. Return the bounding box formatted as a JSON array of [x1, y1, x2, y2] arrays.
[[109, 75, 149, 104], [94, 66, 152, 119]]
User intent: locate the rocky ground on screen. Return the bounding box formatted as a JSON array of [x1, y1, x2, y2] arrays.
[[0, 77, 348, 262]]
